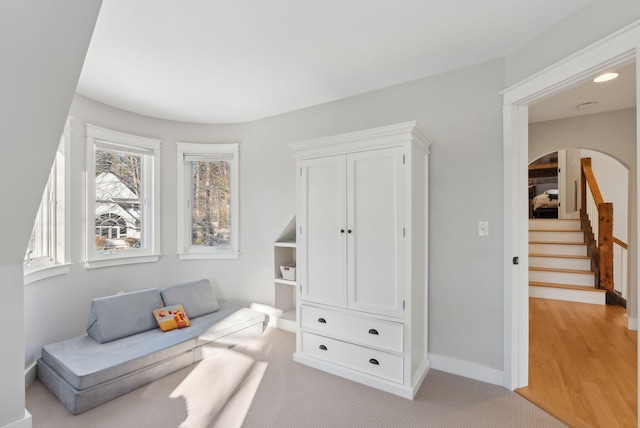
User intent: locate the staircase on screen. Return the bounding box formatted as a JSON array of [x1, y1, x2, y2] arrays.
[[529, 218, 606, 305]]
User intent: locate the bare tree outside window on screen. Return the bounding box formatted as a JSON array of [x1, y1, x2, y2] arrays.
[[94, 149, 143, 251], [191, 160, 231, 248], [176, 142, 238, 260]]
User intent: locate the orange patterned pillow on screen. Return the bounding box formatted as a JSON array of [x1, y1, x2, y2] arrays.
[[152, 304, 191, 332]]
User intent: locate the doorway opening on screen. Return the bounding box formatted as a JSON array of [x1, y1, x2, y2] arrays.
[[528, 152, 559, 219], [502, 26, 639, 394]]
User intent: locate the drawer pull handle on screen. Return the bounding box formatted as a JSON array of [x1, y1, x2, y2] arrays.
[[369, 358, 379, 365], [319, 345, 327, 351], [368, 329, 379, 335], [317, 318, 326, 324]]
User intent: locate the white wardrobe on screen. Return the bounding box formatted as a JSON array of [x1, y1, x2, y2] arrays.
[[291, 121, 432, 398]]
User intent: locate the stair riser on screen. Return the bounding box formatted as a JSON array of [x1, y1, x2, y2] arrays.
[[529, 231, 584, 243], [529, 257, 591, 271], [529, 285, 605, 305], [529, 219, 581, 231], [529, 270, 595, 287], [529, 243, 588, 256]]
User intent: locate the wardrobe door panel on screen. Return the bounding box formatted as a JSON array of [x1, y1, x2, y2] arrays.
[[347, 147, 405, 318], [300, 156, 347, 307]]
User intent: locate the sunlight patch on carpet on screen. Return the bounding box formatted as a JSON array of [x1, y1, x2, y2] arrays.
[[170, 348, 267, 427]]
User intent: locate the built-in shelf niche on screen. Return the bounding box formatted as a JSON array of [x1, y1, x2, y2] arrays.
[[274, 216, 296, 332]]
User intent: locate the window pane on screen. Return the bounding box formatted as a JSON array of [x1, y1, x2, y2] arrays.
[[25, 202, 44, 262], [25, 176, 52, 264], [191, 160, 231, 248], [94, 148, 142, 251]]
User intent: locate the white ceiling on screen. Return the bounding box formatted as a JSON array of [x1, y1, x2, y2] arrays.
[[529, 62, 636, 123], [77, 0, 594, 124]]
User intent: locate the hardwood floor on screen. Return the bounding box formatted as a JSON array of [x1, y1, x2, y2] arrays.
[[517, 298, 637, 427]]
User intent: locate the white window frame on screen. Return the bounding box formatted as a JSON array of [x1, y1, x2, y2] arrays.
[[24, 119, 72, 284], [86, 124, 161, 269], [177, 142, 239, 260]]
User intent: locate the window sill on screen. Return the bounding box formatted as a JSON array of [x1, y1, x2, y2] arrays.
[[85, 254, 161, 270], [178, 251, 239, 261], [24, 263, 71, 285]]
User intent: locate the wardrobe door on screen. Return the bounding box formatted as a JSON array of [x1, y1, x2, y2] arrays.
[[299, 155, 348, 308], [347, 147, 405, 318]]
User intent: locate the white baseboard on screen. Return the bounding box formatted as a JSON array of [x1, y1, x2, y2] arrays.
[[1, 410, 32, 428], [25, 362, 37, 389], [428, 353, 504, 387], [625, 315, 638, 331]]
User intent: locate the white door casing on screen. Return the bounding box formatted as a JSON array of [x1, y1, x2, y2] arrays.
[[502, 21, 640, 392]]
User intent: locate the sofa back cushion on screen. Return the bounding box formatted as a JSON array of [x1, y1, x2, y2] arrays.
[[161, 279, 219, 319], [87, 288, 164, 343]]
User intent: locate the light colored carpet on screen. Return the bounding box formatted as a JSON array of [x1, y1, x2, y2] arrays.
[[26, 327, 566, 428]]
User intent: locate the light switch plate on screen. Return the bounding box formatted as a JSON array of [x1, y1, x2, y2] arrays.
[[478, 221, 489, 237]]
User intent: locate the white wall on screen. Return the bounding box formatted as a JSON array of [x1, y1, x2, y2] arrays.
[[0, 1, 101, 427], [24, 59, 507, 382], [529, 109, 636, 164], [505, 0, 640, 86], [565, 148, 582, 216]]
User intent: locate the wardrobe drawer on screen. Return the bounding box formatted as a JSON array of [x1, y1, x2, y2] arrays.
[[301, 332, 403, 383], [300, 305, 403, 353]]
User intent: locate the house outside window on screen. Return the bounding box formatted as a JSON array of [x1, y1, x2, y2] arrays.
[[177, 142, 239, 259], [24, 120, 71, 284], [86, 125, 161, 269]]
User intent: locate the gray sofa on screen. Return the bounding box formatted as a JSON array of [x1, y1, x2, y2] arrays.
[[36, 279, 266, 414]]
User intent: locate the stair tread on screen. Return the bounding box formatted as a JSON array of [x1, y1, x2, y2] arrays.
[[529, 218, 580, 220], [529, 253, 590, 260], [529, 266, 594, 275], [530, 229, 583, 233], [529, 281, 605, 292], [529, 241, 587, 245]]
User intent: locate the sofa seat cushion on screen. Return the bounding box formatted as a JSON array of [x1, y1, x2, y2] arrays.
[[41, 326, 196, 390], [185, 301, 267, 346]]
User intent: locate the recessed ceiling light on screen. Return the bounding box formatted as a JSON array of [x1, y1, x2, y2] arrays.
[[577, 102, 597, 110], [593, 72, 619, 83]]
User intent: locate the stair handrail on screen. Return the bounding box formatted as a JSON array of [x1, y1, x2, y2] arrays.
[[613, 237, 628, 249], [580, 158, 614, 295]]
